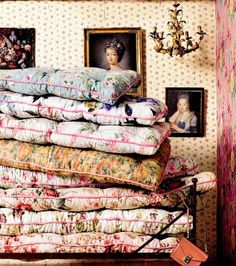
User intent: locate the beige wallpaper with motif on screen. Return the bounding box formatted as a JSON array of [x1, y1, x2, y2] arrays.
[[0, 0, 217, 261]]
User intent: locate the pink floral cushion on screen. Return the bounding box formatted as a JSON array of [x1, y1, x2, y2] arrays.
[[0, 208, 192, 235], [0, 91, 168, 126], [0, 232, 178, 253], [0, 113, 170, 155], [163, 156, 199, 180], [0, 172, 216, 211]]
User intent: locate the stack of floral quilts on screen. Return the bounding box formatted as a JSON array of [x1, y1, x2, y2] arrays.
[[0, 67, 216, 254]]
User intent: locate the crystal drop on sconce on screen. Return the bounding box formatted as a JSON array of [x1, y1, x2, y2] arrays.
[[150, 1, 206, 57]]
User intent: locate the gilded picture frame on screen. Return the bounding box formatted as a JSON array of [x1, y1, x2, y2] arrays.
[[84, 27, 144, 97]]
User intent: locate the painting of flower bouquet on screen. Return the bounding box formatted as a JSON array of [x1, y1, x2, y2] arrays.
[[0, 28, 35, 69]]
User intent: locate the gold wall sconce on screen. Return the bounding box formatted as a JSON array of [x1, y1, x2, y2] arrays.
[[150, 1, 206, 57]]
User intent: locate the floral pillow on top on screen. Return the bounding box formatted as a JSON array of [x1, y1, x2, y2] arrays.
[[0, 67, 141, 105]]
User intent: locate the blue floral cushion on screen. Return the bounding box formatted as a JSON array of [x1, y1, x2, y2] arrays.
[[0, 67, 141, 104]]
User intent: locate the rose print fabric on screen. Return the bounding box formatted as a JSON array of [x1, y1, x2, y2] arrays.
[[0, 186, 189, 211], [0, 172, 216, 211], [0, 91, 167, 126], [0, 208, 192, 235], [163, 156, 199, 180], [0, 232, 178, 253], [0, 165, 97, 189], [0, 138, 170, 191], [0, 67, 141, 104], [0, 113, 171, 155]]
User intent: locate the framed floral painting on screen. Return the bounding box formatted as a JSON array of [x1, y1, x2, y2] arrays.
[[0, 28, 35, 69], [84, 27, 144, 96]]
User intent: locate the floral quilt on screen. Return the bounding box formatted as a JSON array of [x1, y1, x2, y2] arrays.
[[0, 67, 141, 104], [0, 172, 216, 211], [0, 156, 200, 190], [0, 186, 188, 211], [0, 91, 167, 126], [0, 113, 170, 155], [0, 232, 178, 253], [0, 138, 170, 191], [0, 208, 192, 235]]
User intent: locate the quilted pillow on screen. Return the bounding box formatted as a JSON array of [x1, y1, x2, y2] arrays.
[[0, 114, 171, 155], [0, 67, 141, 104], [0, 208, 192, 235], [0, 171, 216, 211], [0, 186, 186, 210], [183, 172, 216, 192], [0, 91, 168, 125], [0, 165, 216, 195], [0, 165, 97, 189], [0, 138, 171, 191], [163, 156, 199, 180], [0, 233, 178, 253]]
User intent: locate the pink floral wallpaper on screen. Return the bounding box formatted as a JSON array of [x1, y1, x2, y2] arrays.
[[216, 0, 236, 263]]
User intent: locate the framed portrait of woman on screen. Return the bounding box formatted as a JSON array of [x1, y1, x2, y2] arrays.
[[84, 27, 144, 97], [165, 87, 204, 137]]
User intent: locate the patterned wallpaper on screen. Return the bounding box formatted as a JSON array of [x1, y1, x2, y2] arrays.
[[0, 0, 217, 259], [216, 0, 236, 263]]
